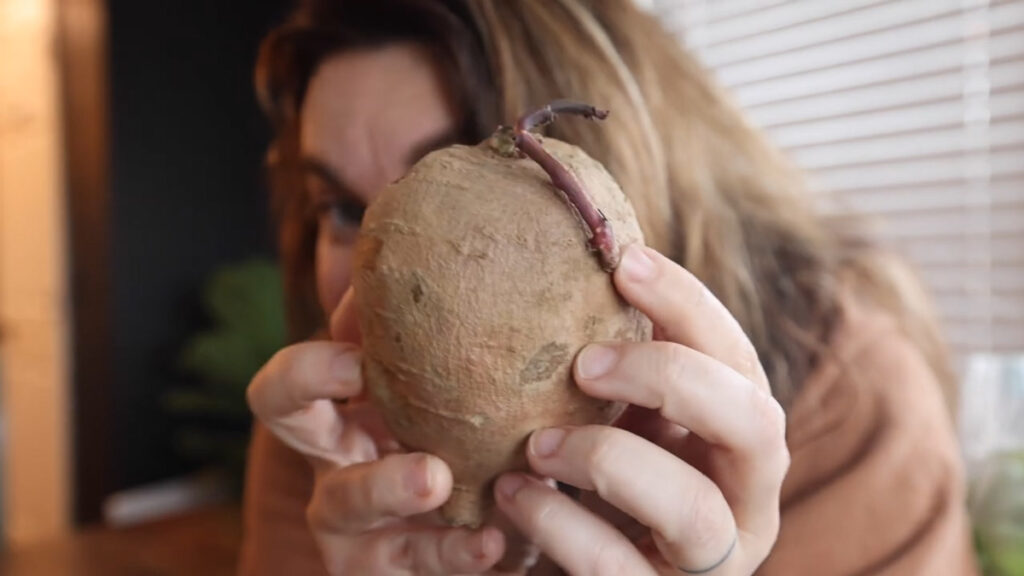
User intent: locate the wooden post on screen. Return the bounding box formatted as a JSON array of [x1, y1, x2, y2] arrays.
[[0, 0, 75, 545]]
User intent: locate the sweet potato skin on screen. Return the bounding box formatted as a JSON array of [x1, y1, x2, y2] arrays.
[[354, 138, 652, 527]]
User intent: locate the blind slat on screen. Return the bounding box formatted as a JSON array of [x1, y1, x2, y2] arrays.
[[946, 326, 1024, 351], [935, 294, 1024, 321], [918, 268, 1024, 288], [816, 178, 1024, 214], [716, 12, 963, 88], [809, 147, 1024, 193], [767, 90, 1024, 152], [993, 87, 1024, 119], [701, 0, 891, 48], [768, 98, 963, 149], [990, 25, 1024, 62], [698, 0, 961, 69], [991, 2, 1024, 36], [695, 0, 798, 26], [745, 59, 1023, 128], [750, 73, 965, 127], [731, 42, 965, 107], [717, 4, 1024, 84], [921, 268, 1024, 292], [875, 205, 1024, 238], [902, 237, 1024, 265], [794, 120, 1024, 171]]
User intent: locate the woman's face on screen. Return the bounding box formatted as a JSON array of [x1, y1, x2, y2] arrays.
[[300, 43, 457, 318]]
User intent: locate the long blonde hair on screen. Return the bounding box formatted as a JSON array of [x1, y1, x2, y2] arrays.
[[257, 0, 955, 405]]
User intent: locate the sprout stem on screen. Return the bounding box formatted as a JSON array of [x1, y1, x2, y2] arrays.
[[511, 101, 619, 272]]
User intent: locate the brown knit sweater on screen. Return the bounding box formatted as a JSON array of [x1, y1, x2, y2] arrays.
[[238, 299, 979, 575]]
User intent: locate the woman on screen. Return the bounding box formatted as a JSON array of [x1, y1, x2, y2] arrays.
[[242, 1, 979, 574]]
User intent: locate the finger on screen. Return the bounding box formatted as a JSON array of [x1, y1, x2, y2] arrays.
[[329, 287, 362, 345], [574, 341, 789, 525], [576, 341, 785, 459], [614, 244, 768, 391], [247, 340, 362, 420], [329, 525, 504, 576], [526, 425, 737, 572], [494, 474, 657, 576], [340, 401, 402, 453], [614, 406, 689, 448], [308, 453, 453, 534]]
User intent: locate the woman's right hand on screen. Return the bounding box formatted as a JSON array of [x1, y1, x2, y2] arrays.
[[246, 307, 507, 574]]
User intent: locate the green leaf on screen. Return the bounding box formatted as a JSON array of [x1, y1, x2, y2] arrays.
[[166, 257, 289, 494], [164, 388, 250, 419], [202, 259, 287, 356]]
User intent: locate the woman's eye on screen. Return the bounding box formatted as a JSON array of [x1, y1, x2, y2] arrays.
[[308, 177, 365, 243], [313, 199, 363, 243], [319, 199, 363, 227]]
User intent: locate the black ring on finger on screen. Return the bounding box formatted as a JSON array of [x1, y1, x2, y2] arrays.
[[677, 533, 737, 574]]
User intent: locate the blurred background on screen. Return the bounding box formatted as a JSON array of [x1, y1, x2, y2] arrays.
[[0, 0, 1021, 574]]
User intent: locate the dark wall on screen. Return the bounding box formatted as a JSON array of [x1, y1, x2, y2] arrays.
[[104, 0, 287, 499]]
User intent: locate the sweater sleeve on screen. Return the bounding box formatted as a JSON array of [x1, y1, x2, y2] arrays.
[[237, 422, 329, 576], [759, 308, 979, 575]]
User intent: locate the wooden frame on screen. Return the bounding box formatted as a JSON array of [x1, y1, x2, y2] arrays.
[[57, 0, 113, 525]]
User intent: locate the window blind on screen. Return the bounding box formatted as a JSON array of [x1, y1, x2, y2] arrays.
[[650, 0, 1024, 366]]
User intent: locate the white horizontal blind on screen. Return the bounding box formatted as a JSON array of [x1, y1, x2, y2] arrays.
[[651, 0, 1024, 367]]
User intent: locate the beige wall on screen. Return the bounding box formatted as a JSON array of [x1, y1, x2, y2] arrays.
[[0, 0, 73, 545]]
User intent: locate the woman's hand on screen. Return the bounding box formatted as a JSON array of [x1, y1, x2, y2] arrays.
[[246, 298, 507, 575], [494, 244, 789, 575]]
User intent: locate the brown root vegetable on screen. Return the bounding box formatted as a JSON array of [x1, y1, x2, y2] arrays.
[[353, 102, 652, 528]]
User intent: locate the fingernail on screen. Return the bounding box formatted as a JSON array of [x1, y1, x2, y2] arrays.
[[530, 428, 566, 458], [577, 344, 618, 380], [496, 474, 526, 500], [405, 455, 433, 497], [330, 349, 361, 385], [620, 245, 655, 281]]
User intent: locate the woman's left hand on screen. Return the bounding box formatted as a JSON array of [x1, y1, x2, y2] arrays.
[[495, 244, 790, 576]]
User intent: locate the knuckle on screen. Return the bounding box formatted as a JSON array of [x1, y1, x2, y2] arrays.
[[776, 440, 792, 476], [390, 533, 416, 570], [658, 343, 697, 421], [322, 547, 359, 576], [660, 344, 692, 387], [324, 472, 355, 515], [246, 354, 281, 415], [436, 529, 465, 570], [305, 498, 329, 533], [286, 348, 319, 403], [591, 542, 634, 576], [749, 389, 786, 449], [363, 464, 392, 515], [687, 279, 710, 311], [263, 346, 291, 381], [763, 506, 782, 543], [584, 429, 625, 493], [736, 344, 763, 382], [683, 487, 731, 551], [244, 379, 260, 415], [360, 532, 413, 572], [306, 470, 362, 534], [529, 494, 564, 535]]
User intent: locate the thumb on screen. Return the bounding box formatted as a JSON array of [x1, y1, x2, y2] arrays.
[[329, 287, 362, 345]]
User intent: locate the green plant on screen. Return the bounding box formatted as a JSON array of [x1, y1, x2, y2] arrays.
[[972, 450, 1024, 576], [166, 258, 287, 495]]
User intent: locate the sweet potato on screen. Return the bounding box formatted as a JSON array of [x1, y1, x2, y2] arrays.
[[353, 102, 652, 527]]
